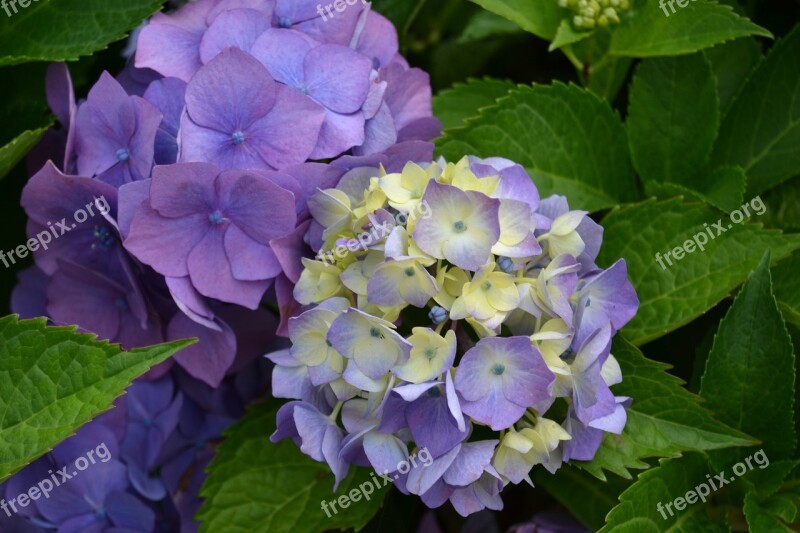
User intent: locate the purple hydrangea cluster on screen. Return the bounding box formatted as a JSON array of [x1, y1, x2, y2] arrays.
[[9, 0, 438, 530], [16, 0, 438, 387], [0, 359, 269, 533], [268, 156, 639, 516]]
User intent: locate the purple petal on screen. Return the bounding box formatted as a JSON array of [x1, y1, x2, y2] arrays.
[[406, 387, 468, 458], [135, 4, 211, 81], [363, 431, 408, 475], [250, 28, 315, 88], [443, 440, 497, 487], [105, 491, 155, 529], [217, 169, 297, 243], [125, 204, 209, 278], [406, 443, 460, 496], [149, 162, 218, 218], [224, 224, 283, 281], [354, 11, 398, 68], [187, 226, 271, 308], [184, 48, 276, 132], [117, 179, 151, 238], [199, 8, 272, 63], [168, 312, 236, 387], [309, 109, 366, 160], [574, 259, 639, 346], [244, 84, 326, 169], [304, 44, 371, 113]]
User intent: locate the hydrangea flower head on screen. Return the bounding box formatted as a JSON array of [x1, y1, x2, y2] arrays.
[[268, 155, 639, 516]]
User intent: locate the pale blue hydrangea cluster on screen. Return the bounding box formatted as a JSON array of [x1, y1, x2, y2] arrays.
[[268, 156, 639, 516]]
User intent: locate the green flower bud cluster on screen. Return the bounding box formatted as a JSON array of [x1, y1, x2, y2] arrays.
[[558, 0, 630, 29]]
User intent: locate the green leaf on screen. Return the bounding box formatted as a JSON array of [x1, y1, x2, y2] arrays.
[[627, 53, 738, 208], [433, 78, 516, 130], [710, 26, 800, 197], [550, 19, 592, 51], [600, 453, 728, 533], [744, 492, 796, 532], [742, 460, 798, 499], [761, 494, 798, 523], [703, 37, 762, 114], [533, 465, 631, 530], [436, 82, 638, 212], [372, 0, 425, 39], [773, 252, 800, 328], [468, 0, 564, 40], [644, 167, 747, 213], [587, 56, 634, 102], [457, 10, 523, 43], [608, 0, 771, 58], [761, 176, 800, 232], [0, 63, 51, 147], [0, 126, 50, 180], [699, 252, 796, 461], [577, 338, 754, 480], [0, 0, 164, 66], [597, 198, 800, 345], [626, 52, 719, 180], [0, 315, 193, 481], [199, 401, 387, 533]]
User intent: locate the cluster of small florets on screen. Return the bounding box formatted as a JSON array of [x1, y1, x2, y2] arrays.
[[15, 0, 438, 388], [268, 156, 639, 516], [8, 0, 438, 530], [559, 0, 630, 28]]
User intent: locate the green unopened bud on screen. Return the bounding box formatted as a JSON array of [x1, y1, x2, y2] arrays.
[[597, 14, 608, 26], [604, 7, 619, 22]]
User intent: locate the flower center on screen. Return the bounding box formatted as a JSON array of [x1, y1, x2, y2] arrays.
[[491, 363, 505, 376], [370, 327, 382, 338], [93, 226, 115, 251], [482, 281, 492, 291], [115, 148, 130, 162], [326, 339, 333, 347], [143, 417, 154, 428], [231, 131, 246, 145], [424, 347, 437, 360], [427, 387, 442, 398], [278, 16, 292, 28], [95, 507, 106, 520], [209, 210, 224, 225], [114, 298, 128, 312], [453, 220, 466, 233], [404, 267, 415, 277], [497, 256, 514, 273], [428, 306, 447, 324], [299, 84, 310, 95]]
